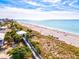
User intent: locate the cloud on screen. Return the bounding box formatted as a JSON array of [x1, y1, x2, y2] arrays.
[[0, 0, 79, 20], [0, 7, 79, 20], [0, 0, 79, 11], [24, 0, 41, 6], [69, 0, 79, 9], [43, 0, 61, 4]]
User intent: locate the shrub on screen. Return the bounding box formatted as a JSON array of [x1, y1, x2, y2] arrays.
[[8, 46, 31, 59]]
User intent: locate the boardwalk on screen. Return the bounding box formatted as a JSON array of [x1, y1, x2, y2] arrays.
[[23, 37, 42, 59], [17, 31, 42, 59]]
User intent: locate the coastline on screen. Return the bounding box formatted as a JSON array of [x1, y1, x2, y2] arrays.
[[20, 22, 79, 36], [19, 22, 79, 47], [19, 22, 79, 36]]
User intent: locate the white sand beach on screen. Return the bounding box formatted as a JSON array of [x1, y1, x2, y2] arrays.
[[21, 23, 79, 47]]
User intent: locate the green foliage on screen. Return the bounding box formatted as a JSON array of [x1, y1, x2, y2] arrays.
[[25, 29, 42, 54], [55, 39, 79, 57], [30, 40, 41, 54], [4, 29, 22, 44], [0, 22, 2, 26], [43, 35, 58, 40], [4, 32, 13, 42], [13, 34, 21, 44], [35, 45, 41, 54], [45, 35, 54, 39], [25, 32, 31, 39], [5, 20, 79, 59], [8, 46, 31, 59], [27, 29, 32, 33], [10, 30, 16, 36], [4, 20, 42, 58]]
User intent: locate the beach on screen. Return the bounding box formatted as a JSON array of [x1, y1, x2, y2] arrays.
[[21, 23, 79, 47]]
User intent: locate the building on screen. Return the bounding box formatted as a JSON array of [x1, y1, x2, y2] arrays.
[[0, 26, 7, 47], [0, 33, 5, 46], [16, 30, 27, 37], [0, 26, 7, 30]]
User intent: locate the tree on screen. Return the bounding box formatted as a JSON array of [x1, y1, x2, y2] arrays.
[[8, 47, 25, 59], [4, 32, 13, 43], [4, 30, 21, 46], [13, 34, 21, 44], [0, 22, 2, 26], [8, 46, 32, 59]]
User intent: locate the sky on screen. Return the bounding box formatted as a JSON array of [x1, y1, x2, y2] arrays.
[[0, 0, 79, 20]]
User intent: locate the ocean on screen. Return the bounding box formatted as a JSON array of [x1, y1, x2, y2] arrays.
[[16, 20, 79, 35]]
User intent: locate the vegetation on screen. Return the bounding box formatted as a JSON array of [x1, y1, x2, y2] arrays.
[[4, 19, 41, 59], [4, 29, 22, 45], [0, 22, 2, 26], [29, 39, 41, 54], [57, 40, 79, 57], [38, 35, 79, 59], [8, 46, 32, 59], [3, 19, 79, 59], [44, 35, 57, 40], [23, 27, 79, 59]]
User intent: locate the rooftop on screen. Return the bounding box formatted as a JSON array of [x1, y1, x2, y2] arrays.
[[16, 30, 26, 35], [0, 26, 7, 29], [0, 33, 5, 40]]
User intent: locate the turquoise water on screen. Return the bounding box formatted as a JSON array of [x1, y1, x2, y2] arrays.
[[17, 20, 79, 35]]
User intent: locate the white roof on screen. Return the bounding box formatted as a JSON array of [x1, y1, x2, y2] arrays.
[[0, 26, 7, 29], [16, 31, 26, 35], [0, 33, 5, 40]]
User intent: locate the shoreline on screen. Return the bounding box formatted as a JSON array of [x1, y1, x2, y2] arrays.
[[34, 24, 79, 36], [19, 22, 79, 47], [30, 23, 79, 36], [17, 21, 79, 36], [20, 22, 79, 36]]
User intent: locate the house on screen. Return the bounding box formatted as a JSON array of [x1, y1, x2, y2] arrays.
[[0, 26, 8, 47], [0, 26, 8, 33], [0, 33, 5, 46], [0, 26, 7, 30], [16, 30, 27, 37]]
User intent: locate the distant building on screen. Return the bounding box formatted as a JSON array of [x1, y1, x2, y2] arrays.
[[0, 26, 7, 47], [0, 18, 13, 23], [0, 26, 7, 30], [0, 33, 5, 46]]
